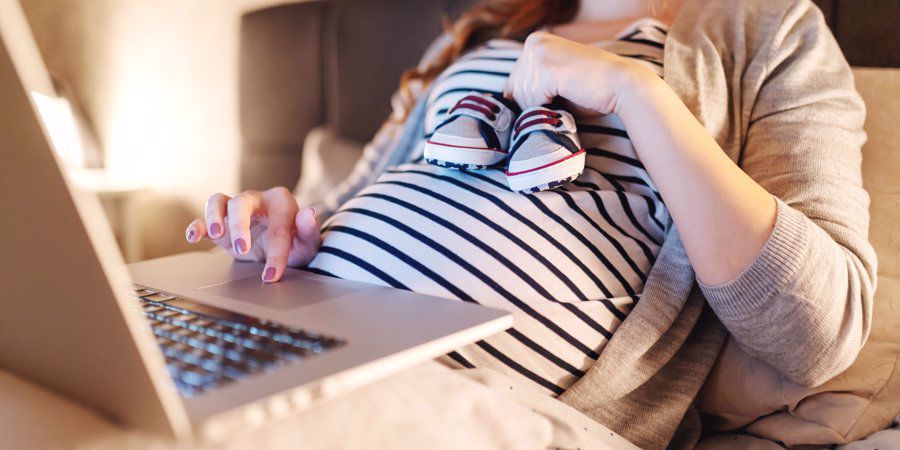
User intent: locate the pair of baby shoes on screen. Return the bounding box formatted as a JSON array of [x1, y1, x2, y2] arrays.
[[424, 91, 585, 193]]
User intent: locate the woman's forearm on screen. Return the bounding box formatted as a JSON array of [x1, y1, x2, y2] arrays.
[[613, 68, 777, 285]]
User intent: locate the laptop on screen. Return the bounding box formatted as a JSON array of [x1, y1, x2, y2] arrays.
[[0, 0, 512, 440]]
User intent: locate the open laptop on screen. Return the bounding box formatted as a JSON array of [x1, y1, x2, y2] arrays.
[[0, 0, 511, 440]]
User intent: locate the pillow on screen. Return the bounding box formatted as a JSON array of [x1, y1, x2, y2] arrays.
[[696, 68, 900, 447], [294, 125, 364, 206]]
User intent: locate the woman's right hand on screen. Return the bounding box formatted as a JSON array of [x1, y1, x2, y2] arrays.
[[184, 187, 321, 283]]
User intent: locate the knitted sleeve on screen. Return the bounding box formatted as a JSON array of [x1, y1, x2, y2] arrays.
[[699, 0, 878, 387]]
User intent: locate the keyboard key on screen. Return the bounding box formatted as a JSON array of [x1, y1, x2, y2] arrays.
[[240, 335, 267, 350], [142, 304, 165, 313], [200, 357, 224, 373], [142, 293, 177, 302], [156, 322, 178, 334], [130, 287, 158, 297], [180, 367, 218, 388], [224, 348, 245, 362], [193, 318, 213, 328], [155, 309, 180, 319], [248, 326, 272, 338], [187, 349, 210, 365]]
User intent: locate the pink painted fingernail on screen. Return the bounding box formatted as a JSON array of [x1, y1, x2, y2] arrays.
[[210, 223, 221, 237], [234, 238, 247, 254], [301, 208, 317, 230], [186, 229, 196, 242], [263, 267, 276, 282]]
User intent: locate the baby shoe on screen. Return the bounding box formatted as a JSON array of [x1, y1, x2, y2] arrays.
[[505, 106, 584, 194], [424, 92, 517, 170]]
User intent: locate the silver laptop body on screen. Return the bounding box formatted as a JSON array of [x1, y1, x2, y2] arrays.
[[0, 2, 511, 440]]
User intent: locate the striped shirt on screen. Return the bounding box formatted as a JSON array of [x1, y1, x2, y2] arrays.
[[309, 19, 670, 396]]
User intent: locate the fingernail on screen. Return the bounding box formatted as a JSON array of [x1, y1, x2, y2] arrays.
[[210, 223, 221, 237], [186, 229, 196, 242], [234, 238, 247, 254], [311, 207, 318, 222], [263, 267, 276, 282], [303, 208, 317, 229]]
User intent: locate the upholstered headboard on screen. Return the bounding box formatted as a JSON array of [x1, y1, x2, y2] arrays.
[[812, 0, 900, 68], [237, 0, 900, 191], [238, 0, 475, 190]]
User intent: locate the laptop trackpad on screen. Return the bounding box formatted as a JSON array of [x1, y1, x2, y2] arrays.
[[198, 272, 367, 310]]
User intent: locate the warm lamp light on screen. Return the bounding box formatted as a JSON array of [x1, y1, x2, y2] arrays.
[[31, 91, 86, 169]]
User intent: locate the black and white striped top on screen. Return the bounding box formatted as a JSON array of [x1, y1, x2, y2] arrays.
[[309, 19, 670, 396]]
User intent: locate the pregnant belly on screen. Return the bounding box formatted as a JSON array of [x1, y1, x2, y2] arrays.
[[308, 163, 659, 306]]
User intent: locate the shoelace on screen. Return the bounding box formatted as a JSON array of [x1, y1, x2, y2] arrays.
[[513, 109, 563, 140], [449, 94, 502, 121]]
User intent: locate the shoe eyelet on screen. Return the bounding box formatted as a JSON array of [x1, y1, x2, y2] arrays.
[[488, 114, 498, 121], [554, 120, 563, 127], [490, 106, 501, 114], [554, 113, 562, 119]]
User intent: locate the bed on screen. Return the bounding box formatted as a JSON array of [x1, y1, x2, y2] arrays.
[[2, 1, 897, 449]]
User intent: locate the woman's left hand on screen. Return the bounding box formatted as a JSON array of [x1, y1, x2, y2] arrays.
[[504, 31, 653, 115]]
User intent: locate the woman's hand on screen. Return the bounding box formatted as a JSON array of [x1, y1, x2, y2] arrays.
[[504, 31, 654, 115], [184, 187, 321, 283]]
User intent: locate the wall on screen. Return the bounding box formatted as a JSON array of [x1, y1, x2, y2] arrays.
[[20, 0, 305, 259]]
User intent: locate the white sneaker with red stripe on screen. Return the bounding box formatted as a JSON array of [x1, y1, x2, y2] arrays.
[[505, 106, 585, 194], [424, 92, 517, 170]]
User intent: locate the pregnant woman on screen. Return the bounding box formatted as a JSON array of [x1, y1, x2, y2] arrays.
[[184, 0, 877, 447]]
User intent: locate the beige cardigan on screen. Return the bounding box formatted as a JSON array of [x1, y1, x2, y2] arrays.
[[317, 0, 878, 447]]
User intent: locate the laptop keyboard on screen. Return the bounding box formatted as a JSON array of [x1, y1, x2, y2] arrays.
[[129, 286, 346, 397]]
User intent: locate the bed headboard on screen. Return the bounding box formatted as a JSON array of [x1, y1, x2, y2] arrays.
[[812, 0, 900, 68], [238, 0, 475, 190], [238, 0, 900, 191]]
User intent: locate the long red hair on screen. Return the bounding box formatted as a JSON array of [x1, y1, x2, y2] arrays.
[[396, 0, 579, 116]]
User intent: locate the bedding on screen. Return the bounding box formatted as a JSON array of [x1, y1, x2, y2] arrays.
[[0, 361, 636, 450]]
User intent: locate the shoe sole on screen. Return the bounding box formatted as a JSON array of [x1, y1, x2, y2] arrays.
[[505, 150, 585, 193], [424, 139, 507, 170]]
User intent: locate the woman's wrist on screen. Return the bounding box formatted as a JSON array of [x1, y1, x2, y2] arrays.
[[611, 59, 670, 117]]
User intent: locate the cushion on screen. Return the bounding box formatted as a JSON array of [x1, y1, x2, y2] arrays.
[[696, 68, 900, 446]]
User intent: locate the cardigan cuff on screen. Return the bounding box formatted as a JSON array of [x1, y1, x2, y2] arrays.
[[698, 197, 812, 320]]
